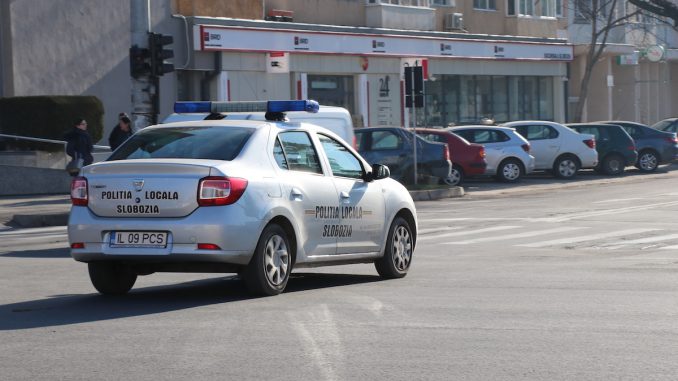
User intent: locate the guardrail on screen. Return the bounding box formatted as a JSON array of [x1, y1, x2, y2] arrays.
[[0, 133, 111, 170]]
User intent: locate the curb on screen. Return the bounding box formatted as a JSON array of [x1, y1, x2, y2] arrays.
[[9, 213, 69, 228], [409, 186, 464, 201]]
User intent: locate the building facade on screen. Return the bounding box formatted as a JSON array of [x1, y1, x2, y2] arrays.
[[0, 0, 675, 142]]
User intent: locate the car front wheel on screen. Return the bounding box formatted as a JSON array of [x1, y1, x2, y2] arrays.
[[375, 216, 413, 279], [637, 150, 659, 172], [553, 155, 579, 179], [88, 262, 137, 295], [244, 224, 292, 296]]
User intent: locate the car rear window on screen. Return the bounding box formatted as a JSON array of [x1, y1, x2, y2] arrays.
[[108, 126, 254, 161]]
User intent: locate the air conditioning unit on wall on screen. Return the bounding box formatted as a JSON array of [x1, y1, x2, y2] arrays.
[[444, 13, 464, 31]]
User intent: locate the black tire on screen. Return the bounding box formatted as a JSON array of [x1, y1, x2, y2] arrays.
[[601, 154, 625, 175], [243, 224, 292, 296], [553, 155, 579, 179], [495, 158, 523, 182], [442, 164, 464, 186], [375, 216, 413, 279], [88, 262, 137, 295], [636, 150, 659, 172]]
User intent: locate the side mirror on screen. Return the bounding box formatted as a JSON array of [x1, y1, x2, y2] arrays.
[[370, 163, 390, 181]]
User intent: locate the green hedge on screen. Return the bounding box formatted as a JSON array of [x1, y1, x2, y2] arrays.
[[0, 96, 104, 151]]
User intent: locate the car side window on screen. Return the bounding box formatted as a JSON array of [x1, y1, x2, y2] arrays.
[[276, 131, 323, 174], [517, 125, 558, 140], [318, 134, 364, 180], [371, 131, 402, 150], [622, 126, 641, 139]]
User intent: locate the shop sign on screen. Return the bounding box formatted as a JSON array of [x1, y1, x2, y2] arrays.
[[616, 52, 639, 66], [197, 25, 574, 62], [267, 52, 289, 73]]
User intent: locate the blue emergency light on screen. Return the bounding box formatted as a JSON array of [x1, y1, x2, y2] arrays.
[[173, 100, 319, 114]]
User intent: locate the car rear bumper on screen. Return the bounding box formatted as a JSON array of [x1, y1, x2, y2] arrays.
[[429, 160, 452, 179], [68, 205, 261, 266], [465, 161, 487, 176]]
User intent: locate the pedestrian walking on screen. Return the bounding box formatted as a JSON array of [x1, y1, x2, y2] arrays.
[[64, 117, 94, 176], [108, 113, 133, 151]]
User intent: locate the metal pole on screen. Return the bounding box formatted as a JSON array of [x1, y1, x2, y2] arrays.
[[411, 67, 418, 185], [131, 0, 154, 131]]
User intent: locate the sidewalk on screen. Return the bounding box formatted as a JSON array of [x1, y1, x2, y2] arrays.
[[0, 194, 71, 228]]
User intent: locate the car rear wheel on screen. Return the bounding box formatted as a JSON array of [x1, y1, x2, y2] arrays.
[[442, 165, 463, 186], [375, 216, 413, 279], [601, 154, 625, 175], [637, 150, 659, 172], [244, 224, 291, 296], [553, 155, 579, 179], [88, 262, 137, 295], [495, 159, 522, 182]]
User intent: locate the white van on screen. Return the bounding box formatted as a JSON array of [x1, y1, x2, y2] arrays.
[[163, 104, 355, 147]]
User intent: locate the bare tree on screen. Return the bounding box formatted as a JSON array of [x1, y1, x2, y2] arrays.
[[570, 0, 677, 122]]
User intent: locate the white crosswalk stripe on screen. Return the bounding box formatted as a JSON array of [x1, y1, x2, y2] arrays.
[[516, 228, 659, 248], [601, 234, 678, 250], [444, 227, 585, 245], [418, 226, 521, 242]]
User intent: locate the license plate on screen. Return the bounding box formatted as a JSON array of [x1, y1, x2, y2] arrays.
[[110, 231, 168, 248]]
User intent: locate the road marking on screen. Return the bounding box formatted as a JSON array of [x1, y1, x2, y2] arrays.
[[418, 226, 521, 242], [536, 201, 678, 222], [0, 226, 67, 236], [591, 198, 645, 204], [444, 226, 586, 245], [418, 226, 464, 235], [517, 228, 658, 248], [602, 233, 678, 250]]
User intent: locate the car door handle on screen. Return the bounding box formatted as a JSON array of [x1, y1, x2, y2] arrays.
[[291, 187, 303, 201], [340, 191, 350, 203]]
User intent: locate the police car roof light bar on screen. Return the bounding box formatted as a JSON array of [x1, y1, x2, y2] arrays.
[[267, 100, 319, 113], [174, 102, 211, 113], [173, 100, 320, 114]]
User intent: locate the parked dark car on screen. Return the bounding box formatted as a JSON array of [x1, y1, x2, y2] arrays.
[[567, 123, 637, 175], [355, 127, 452, 184], [599, 121, 678, 172], [652, 118, 678, 134], [414, 128, 487, 186]]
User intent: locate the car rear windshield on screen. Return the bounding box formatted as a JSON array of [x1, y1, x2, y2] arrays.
[[108, 126, 254, 161]]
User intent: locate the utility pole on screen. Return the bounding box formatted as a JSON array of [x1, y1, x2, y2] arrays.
[[130, 0, 153, 131]]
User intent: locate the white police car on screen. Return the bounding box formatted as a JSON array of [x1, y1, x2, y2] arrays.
[[69, 100, 417, 296]]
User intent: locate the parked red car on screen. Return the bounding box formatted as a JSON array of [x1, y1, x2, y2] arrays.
[[415, 128, 487, 185]]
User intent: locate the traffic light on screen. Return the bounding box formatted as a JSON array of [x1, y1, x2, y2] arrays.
[[149, 32, 174, 77], [129, 46, 150, 78]]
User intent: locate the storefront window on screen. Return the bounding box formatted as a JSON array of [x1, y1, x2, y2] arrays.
[[538, 77, 554, 120], [308, 75, 355, 115], [428, 74, 554, 125]]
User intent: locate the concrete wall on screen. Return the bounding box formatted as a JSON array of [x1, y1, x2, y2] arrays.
[[2, 0, 181, 143]]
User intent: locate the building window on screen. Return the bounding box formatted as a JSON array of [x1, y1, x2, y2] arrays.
[[519, 0, 535, 16], [574, 0, 592, 23], [432, 0, 454, 6], [473, 0, 496, 10], [539, 0, 563, 17], [507, 0, 516, 15], [366, 0, 431, 6]]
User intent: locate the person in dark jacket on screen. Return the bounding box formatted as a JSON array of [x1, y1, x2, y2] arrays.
[[108, 114, 133, 151], [64, 117, 94, 172]]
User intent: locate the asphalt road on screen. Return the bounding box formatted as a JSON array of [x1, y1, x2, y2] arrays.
[[2, 167, 678, 380]]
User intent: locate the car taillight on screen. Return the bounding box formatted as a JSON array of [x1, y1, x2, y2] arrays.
[[664, 136, 678, 144], [71, 177, 88, 206], [584, 139, 596, 149], [197, 176, 248, 206], [353, 136, 358, 149], [443, 145, 450, 161], [628, 144, 636, 151], [521, 143, 530, 153], [477, 147, 486, 159]]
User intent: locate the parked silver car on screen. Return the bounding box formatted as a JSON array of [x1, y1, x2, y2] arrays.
[[447, 126, 535, 182]]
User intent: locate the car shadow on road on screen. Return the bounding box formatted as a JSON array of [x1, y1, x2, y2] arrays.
[[0, 272, 381, 330], [0, 248, 71, 258]]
